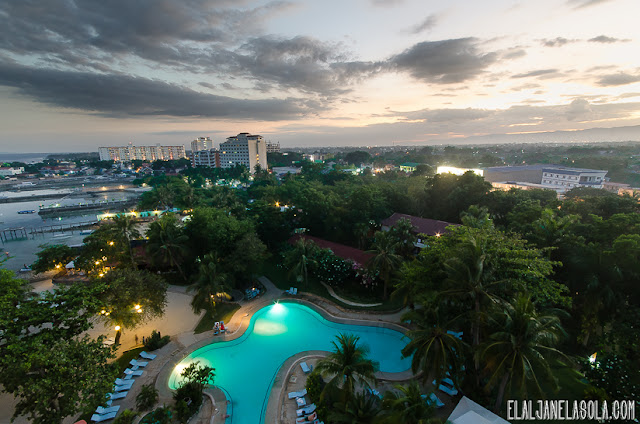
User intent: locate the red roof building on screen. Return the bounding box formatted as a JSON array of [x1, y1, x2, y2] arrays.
[[288, 234, 373, 266], [380, 213, 458, 237]]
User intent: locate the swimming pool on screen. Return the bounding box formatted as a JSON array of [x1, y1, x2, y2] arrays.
[[168, 302, 411, 424]]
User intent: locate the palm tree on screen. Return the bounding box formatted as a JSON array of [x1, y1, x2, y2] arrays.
[[477, 295, 567, 412], [110, 214, 140, 268], [285, 237, 319, 287], [146, 214, 188, 281], [440, 234, 503, 348], [379, 382, 436, 424], [315, 333, 379, 404], [188, 254, 231, 314], [401, 307, 466, 388], [367, 231, 402, 300], [329, 390, 381, 424]]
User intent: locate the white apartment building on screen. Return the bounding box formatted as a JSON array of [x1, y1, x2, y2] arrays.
[[219, 133, 268, 172], [266, 141, 280, 153], [0, 167, 24, 176], [191, 149, 220, 168], [191, 137, 214, 152], [541, 167, 607, 192], [99, 144, 186, 162]]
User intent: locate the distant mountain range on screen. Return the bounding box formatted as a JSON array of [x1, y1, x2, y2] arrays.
[[433, 125, 640, 146]]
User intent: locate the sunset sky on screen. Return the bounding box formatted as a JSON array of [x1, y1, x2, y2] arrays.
[[1, 0, 639, 151]]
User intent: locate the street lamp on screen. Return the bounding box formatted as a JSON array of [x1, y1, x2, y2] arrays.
[[114, 325, 122, 345]]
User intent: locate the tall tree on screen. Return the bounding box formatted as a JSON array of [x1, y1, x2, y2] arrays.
[[110, 214, 141, 267], [315, 334, 379, 404], [478, 295, 567, 411], [401, 307, 467, 387], [379, 382, 437, 424], [285, 237, 319, 287], [329, 390, 381, 424], [367, 231, 402, 300], [146, 213, 189, 280], [0, 269, 118, 424], [188, 253, 231, 314]]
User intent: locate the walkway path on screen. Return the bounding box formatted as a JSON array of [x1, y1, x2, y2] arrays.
[[319, 281, 382, 307]]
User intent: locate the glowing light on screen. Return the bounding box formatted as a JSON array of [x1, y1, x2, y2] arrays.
[[109, 241, 114, 246], [95, 261, 100, 265], [436, 166, 484, 177], [435, 232, 441, 238], [589, 352, 597, 364], [114, 325, 121, 331], [101, 310, 106, 314]]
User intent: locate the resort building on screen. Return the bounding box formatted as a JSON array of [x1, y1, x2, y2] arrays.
[[381, 213, 459, 248], [288, 234, 372, 267], [219, 133, 268, 172], [272, 166, 301, 178], [399, 162, 420, 173], [191, 149, 220, 168], [484, 164, 608, 194], [191, 137, 214, 152], [99, 144, 186, 162]]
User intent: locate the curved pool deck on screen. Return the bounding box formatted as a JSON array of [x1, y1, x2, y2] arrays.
[[161, 299, 413, 424]]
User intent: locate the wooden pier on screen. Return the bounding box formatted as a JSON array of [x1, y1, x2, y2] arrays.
[[38, 199, 137, 215], [0, 227, 28, 242], [1, 221, 99, 242]]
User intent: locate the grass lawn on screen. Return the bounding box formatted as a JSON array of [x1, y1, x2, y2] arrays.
[[194, 302, 241, 334], [260, 262, 403, 312]]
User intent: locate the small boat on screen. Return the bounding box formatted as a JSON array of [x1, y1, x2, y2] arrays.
[[52, 234, 71, 239], [18, 210, 36, 214], [79, 230, 93, 235]]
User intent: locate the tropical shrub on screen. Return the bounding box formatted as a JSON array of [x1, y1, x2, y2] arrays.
[[144, 330, 170, 351], [112, 409, 136, 424], [136, 384, 159, 411]]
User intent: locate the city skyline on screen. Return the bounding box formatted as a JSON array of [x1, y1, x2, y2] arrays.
[[1, 0, 640, 152]]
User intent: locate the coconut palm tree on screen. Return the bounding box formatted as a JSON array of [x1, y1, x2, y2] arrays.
[[285, 237, 319, 287], [477, 294, 567, 412], [146, 214, 188, 281], [188, 254, 231, 314], [401, 307, 467, 388], [110, 214, 140, 268], [367, 231, 402, 300], [329, 389, 381, 424], [315, 333, 379, 404], [379, 381, 437, 424]]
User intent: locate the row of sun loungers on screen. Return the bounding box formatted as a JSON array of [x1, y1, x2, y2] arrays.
[[285, 287, 298, 295], [245, 288, 260, 300], [290, 387, 323, 423], [93, 351, 157, 422], [422, 392, 445, 408]]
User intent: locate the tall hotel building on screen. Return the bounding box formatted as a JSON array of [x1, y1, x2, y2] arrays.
[[191, 137, 214, 152], [219, 133, 268, 172], [99, 144, 186, 162]]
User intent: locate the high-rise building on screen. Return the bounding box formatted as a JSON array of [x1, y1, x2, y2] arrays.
[[98, 144, 186, 162], [219, 133, 268, 172], [266, 141, 280, 153], [191, 137, 214, 152], [191, 149, 220, 168]]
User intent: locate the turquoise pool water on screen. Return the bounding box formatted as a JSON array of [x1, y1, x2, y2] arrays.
[[168, 302, 411, 424]]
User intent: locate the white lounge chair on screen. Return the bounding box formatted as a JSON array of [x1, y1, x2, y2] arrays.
[[95, 405, 120, 415], [129, 359, 148, 369], [124, 368, 144, 379], [108, 391, 128, 400], [139, 351, 157, 360], [91, 411, 117, 422], [300, 362, 312, 373], [296, 403, 316, 417], [288, 389, 307, 399]]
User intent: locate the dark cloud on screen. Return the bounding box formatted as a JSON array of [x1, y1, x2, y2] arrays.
[[198, 82, 216, 89], [0, 62, 323, 120], [390, 38, 497, 84], [408, 14, 438, 35], [511, 69, 559, 79], [597, 73, 640, 86], [567, 0, 615, 9], [502, 49, 527, 60], [541, 37, 577, 47], [588, 35, 630, 43]]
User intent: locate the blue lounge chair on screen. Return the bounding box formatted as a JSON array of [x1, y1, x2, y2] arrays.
[[422, 393, 445, 408], [438, 383, 458, 396], [114, 381, 134, 392], [108, 391, 128, 400], [91, 411, 117, 422], [300, 362, 312, 373], [129, 359, 148, 369], [296, 403, 316, 417], [288, 389, 307, 399], [123, 368, 144, 379], [139, 351, 157, 360], [95, 405, 120, 415]]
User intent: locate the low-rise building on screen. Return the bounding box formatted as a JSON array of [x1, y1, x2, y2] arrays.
[[266, 141, 280, 153], [399, 162, 420, 173], [381, 213, 459, 248], [485, 164, 608, 194], [0, 167, 24, 176]]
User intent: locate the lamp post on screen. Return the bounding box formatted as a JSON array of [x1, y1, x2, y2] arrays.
[[114, 325, 121, 345]]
